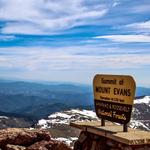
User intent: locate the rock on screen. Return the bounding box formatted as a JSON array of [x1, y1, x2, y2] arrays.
[[136, 147, 150, 150], [46, 141, 73, 150], [90, 141, 97, 150], [74, 131, 150, 150], [27, 140, 72, 150], [0, 128, 72, 150], [26, 140, 49, 150], [6, 144, 26, 150], [106, 139, 117, 147], [0, 128, 51, 148], [123, 146, 133, 150], [78, 131, 87, 143]]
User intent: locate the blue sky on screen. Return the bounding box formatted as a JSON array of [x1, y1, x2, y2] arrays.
[[0, 0, 150, 86]]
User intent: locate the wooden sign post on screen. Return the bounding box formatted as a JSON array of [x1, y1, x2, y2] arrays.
[[93, 74, 136, 132]]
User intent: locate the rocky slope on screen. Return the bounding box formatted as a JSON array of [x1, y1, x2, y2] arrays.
[[131, 96, 150, 131], [35, 109, 98, 147], [0, 116, 32, 129], [0, 128, 72, 150], [35, 96, 150, 146]]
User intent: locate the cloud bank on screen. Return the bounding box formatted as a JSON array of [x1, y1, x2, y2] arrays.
[[0, 0, 150, 85], [0, 0, 109, 35], [95, 35, 150, 43]]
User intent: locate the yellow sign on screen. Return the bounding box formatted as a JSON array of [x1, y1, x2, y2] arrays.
[[93, 74, 136, 105], [93, 74, 136, 124]]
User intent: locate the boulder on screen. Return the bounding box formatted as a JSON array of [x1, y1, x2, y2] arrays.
[[6, 144, 26, 150], [0, 128, 72, 150], [27, 140, 72, 150]]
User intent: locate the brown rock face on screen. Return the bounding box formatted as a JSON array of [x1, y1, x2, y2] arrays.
[[6, 144, 26, 150], [27, 140, 72, 150], [0, 128, 72, 150], [74, 131, 150, 150]]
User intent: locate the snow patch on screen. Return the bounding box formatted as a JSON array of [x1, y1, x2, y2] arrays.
[[0, 116, 9, 119], [37, 119, 48, 129], [134, 96, 150, 105], [38, 119, 47, 125], [54, 137, 78, 146], [130, 120, 150, 131], [70, 109, 97, 118], [37, 109, 99, 129], [48, 112, 71, 119]]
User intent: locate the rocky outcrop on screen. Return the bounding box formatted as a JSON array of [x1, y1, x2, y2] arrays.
[[26, 140, 72, 150], [74, 131, 150, 150], [0, 128, 72, 150], [6, 144, 26, 150]]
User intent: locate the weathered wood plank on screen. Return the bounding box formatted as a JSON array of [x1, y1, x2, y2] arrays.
[[70, 121, 150, 145]]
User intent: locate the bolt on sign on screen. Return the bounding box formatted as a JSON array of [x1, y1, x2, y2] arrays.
[[93, 74, 136, 124]]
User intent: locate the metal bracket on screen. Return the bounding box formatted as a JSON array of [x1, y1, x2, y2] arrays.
[[123, 124, 128, 132], [101, 118, 105, 126]]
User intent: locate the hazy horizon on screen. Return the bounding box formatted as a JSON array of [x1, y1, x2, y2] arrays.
[[1, 77, 150, 89]]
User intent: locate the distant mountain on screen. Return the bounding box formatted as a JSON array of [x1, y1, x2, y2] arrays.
[[136, 87, 150, 96], [0, 79, 149, 120], [0, 80, 93, 119]]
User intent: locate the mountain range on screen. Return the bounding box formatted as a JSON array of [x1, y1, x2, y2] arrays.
[[0, 79, 150, 123], [0, 79, 149, 147], [0, 80, 93, 120]]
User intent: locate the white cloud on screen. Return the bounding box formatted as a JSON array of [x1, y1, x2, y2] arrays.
[[126, 20, 150, 32], [0, 35, 16, 41], [2, 22, 46, 35], [0, 45, 149, 85], [0, 46, 149, 72], [0, 0, 108, 35], [112, 0, 120, 7], [95, 35, 150, 43], [113, 20, 150, 36]]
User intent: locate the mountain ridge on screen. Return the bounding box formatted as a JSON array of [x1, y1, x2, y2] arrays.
[[0, 80, 149, 122]]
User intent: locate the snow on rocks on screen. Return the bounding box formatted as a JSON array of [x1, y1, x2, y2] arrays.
[[0, 116, 9, 119], [134, 96, 150, 106], [130, 120, 150, 131], [54, 137, 78, 147], [37, 109, 99, 129], [37, 96, 150, 132]]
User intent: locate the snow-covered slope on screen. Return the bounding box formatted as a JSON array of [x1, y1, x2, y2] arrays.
[[36, 109, 99, 147], [0, 116, 8, 119], [36, 107, 150, 146], [134, 96, 150, 106], [36, 96, 150, 131], [37, 109, 99, 129], [131, 96, 150, 131]]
